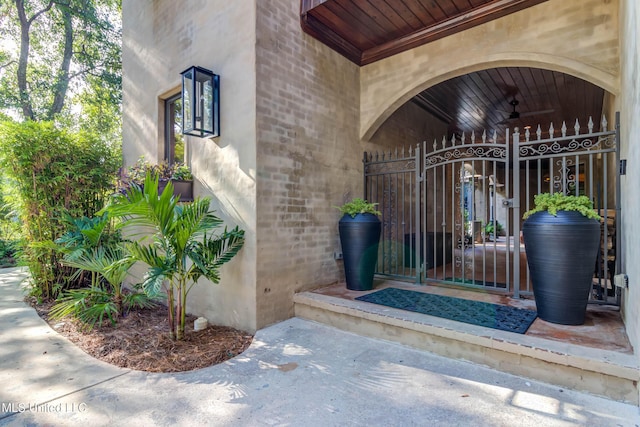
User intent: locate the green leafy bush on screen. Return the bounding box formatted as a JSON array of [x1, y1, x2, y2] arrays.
[[0, 183, 20, 267], [0, 239, 17, 267], [50, 213, 154, 329], [171, 163, 193, 180], [336, 198, 381, 218], [523, 193, 601, 220], [0, 120, 121, 298], [484, 221, 504, 236], [50, 285, 155, 330]]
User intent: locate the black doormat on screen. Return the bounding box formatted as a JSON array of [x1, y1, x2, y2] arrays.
[[355, 288, 537, 334]]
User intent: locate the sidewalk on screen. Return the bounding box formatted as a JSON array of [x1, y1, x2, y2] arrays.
[[1, 266, 638, 426]]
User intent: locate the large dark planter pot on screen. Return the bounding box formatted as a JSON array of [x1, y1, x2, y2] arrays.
[[522, 211, 600, 325], [339, 213, 381, 291]]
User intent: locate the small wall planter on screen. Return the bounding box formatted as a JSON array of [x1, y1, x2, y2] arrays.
[[121, 158, 194, 202], [158, 179, 193, 202]]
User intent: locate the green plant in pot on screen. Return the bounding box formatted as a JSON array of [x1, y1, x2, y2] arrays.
[[120, 157, 194, 202], [484, 221, 503, 241], [163, 162, 194, 202], [336, 198, 381, 291], [522, 192, 601, 325], [171, 163, 193, 180]]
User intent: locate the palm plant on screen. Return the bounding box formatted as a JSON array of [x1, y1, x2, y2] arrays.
[[105, 172, 245, 340], [50, 245, 155, 329], [55, 212, 112, 288], [50, 212, 154, 329]]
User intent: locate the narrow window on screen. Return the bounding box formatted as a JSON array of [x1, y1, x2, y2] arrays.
[[165, 93, 184, 164]]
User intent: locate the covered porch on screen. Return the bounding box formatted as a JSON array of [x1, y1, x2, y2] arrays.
[[294, 278, 637, 403]]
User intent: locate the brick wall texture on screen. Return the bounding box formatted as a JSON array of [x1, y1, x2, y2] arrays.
[[254, 0, 361, 327]]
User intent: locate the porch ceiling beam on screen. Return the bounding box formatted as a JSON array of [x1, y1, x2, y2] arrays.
[[300, 0, 549, 66]]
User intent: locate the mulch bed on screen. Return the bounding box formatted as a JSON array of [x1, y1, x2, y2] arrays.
[[28, 298, 254, 373]]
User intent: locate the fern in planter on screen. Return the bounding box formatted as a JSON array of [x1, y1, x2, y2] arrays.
[[336, 198, 381, 218], [523, 192, 600, 220], [484, 221, 504, 237]]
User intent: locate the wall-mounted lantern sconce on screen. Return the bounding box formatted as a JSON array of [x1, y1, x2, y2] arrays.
[[181, 66, 220, 137]]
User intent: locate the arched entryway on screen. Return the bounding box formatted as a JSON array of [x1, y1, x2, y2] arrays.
[[363, 66, 620, 305]]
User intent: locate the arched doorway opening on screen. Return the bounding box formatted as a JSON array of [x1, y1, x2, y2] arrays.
[[364, 66, 619, 305]]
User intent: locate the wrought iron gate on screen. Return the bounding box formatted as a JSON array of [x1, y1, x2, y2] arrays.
[[364, 114, 620, 305]]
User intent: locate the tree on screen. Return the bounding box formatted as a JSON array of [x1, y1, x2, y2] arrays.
[[0, 0, 121, 125], [106, 173, 246, 341]]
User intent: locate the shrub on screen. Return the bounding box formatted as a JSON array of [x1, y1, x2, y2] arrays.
[[50, 212, 154, 329], [0, 239, 17, 267], [0, 121, 121, 298]]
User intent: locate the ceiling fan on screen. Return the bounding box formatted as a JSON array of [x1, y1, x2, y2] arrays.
[[498, 97, 555, 124]]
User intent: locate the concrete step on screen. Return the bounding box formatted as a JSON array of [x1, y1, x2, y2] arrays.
[[294, 291, 639, 404]]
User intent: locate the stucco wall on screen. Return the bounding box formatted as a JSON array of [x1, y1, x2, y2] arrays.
[[619, 0, 640, 361], [122, 0, 258, 331], [360, 0, 619, 141], [253, 0, 361, 327]]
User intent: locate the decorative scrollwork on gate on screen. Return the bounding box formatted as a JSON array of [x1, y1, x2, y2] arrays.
[[454, 253, 462, 268], [550, 158, 578, 193], [518, 135, 614, 158], [453, 254, 474, 275], [425, 145, 506, 168]]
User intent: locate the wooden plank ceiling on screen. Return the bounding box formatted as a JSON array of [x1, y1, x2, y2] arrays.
[[300, 0, 548, 65], [300, 1, 605, 138], [415, 67, 605, 136]]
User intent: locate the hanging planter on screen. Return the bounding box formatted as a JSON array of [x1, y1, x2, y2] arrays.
[[522, 193, 601, 325], [336, 198, 381, 291]]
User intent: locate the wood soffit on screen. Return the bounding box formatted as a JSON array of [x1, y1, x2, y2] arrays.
[[415, 67, 605, 136], [300, 0, 549, 66], [299, 1, 604, 138]]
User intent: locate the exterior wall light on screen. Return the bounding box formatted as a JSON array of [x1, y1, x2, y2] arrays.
[[181, 66, 220, 137]]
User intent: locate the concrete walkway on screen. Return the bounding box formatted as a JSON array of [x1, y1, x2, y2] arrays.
[[0, 267, 638, 426]]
